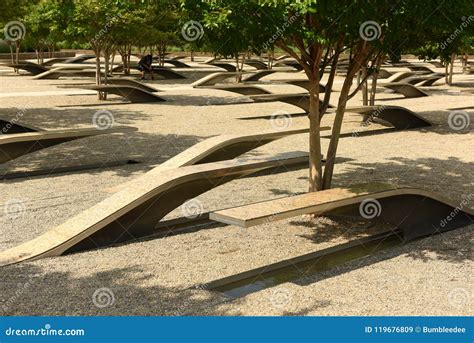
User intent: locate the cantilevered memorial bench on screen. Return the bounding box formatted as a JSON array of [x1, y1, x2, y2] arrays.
[[239, 104, 431, 132], [274, 60, 304, 71], [383, 82, 429, 98], [380, 71, 429, 83], [0, 61, 49, 75], [33, 67, 99, 80], [249, 93, 334, 113], [244, 60, 269, 70], [340, 105, 432, 130], [399, 74, 444, 86], [164, 59, 191, 68], [58, 78, 160, 93], [159, 126, 329, 167], [250, 79, 326, 92], [151, 66, 186, 79], [206, 62, 237, 72], [101, 78, 160, 92], [0, 151, 312, 267], [192, 72, 244, 87], [204, 84, 272, 96], [71, 85, 166, 103], [0, 122, 136, 164], [0, 124, 334, 265], [210, 183, 474, 241], [64, 54, 96, 64]]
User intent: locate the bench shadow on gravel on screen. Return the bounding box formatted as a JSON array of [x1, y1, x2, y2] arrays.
[[0, 106, 205, 179], [0, 263, 238, 316]]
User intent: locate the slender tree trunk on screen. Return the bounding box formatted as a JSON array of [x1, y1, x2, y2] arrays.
[[191, 49, 194, 62], [370, 55, 383, 106], [234, 55, 241, 82], [15, 41, 20, 65], [448, 53, 455, 85], [9, 43, 14, 63], [362, 66, 368, 106], [308, 74, 323, 192], [94, 47, 103, 100], [320, 50, 340, 115], [322, 73, 356, 189], [445, 63, 449, 83]]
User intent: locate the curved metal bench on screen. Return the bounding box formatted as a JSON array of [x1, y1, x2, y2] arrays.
[[206, 84, 272, 96], [73, 85, 166, 103], [192, 72, 242, 87], [164, 60, 191, 68], [244, 60, 269, 70], [0, 61, 49, 75], [206, 62, 237, 72], [33, 67, 99, 80], [242, 70, 278, 82], [210, 182, 474, 241], [0, 151, 310, 267], [249, 93, 334, 113], [383, 83, 429, 98], [342, 105, 432, 129]]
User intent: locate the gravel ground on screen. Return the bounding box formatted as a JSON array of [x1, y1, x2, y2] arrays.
[[0, 58, 472, 316]]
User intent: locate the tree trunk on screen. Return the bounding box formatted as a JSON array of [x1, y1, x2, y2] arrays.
[[445, 63, 449, 83], [362, 66, 368, 106], [191, 49, 194, 62], [308, 75, 324, 192], [320, 50, 340, 116], [370, 55, 383, 106], [448, 52, 455, 85], [15, 41, 20, 65], [322, 74, 355, 189], [94, 48, 103, 100]]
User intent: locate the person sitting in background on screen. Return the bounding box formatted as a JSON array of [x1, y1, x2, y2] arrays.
[[138, 54, 154, 80]]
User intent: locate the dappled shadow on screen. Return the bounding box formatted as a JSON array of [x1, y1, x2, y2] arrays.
[[0, 263, 234, 316], [0, 129, 203, 180], [294, 226, 471, 288]]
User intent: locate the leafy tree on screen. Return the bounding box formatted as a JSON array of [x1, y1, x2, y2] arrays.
[[183, 0, 473, 191]]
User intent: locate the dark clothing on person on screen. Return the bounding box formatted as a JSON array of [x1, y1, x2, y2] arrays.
[[138, 55, 153, 71]]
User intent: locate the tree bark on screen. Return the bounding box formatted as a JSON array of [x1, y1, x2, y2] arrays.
[[362, 66, 368, 106], [308, 74, 323, 192], [370, 55, 383, 106], [448, 52, 455, 85], [320, 49, 340, 116], [94, 47, 103, 100]]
